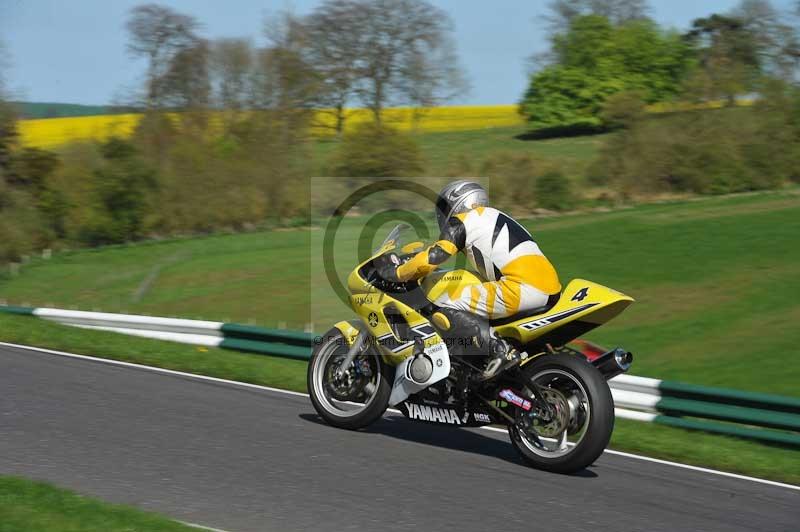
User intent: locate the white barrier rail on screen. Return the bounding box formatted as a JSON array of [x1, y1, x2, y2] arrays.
[[17, 307, 664, 416], [6, 305, 800, 446]]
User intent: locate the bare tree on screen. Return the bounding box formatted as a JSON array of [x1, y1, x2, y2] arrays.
[[155, 39, 211, 134], [126, 4, 201, 109], [396, 36, 467, 127], [157, 39, 211, 110], [544, 0, 585, 35], [210, 39, 254, 112], [0, 40, 17, 176], [545, 0, 650, 34], [258, 12, 319, 113], [304, 0, 367, 135], [351, 0, 466, 124], [733, 0, 800, 80]]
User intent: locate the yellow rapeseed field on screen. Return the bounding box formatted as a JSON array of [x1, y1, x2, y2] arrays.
[[647, 98, 754, 114], [18, 101, 754, 149], [310, 105, 524, 135], [18, 114, 143, 149], [18, 105, 524, 149]]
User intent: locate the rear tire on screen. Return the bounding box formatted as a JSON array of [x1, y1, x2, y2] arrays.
[[508, 353, 614, 474], [307, 328, 392, 430]]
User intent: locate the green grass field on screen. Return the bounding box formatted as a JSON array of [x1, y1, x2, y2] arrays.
[[3, 189, 799, 396], [1, 313, 797, 484], [313, 125, 605, 176], [0, 476, 195, 531]]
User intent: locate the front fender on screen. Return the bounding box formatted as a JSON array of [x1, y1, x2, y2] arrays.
[[333, 319, 369, 347]]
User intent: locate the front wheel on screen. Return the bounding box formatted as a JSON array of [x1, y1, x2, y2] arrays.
[[307, 328, 393, 430], [508, 353, 614, 473]]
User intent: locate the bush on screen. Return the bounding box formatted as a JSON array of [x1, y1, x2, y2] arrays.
[[7, 147, 59, 190], [5, 147, 64, 243], [329, 122, 424, 178], [0, 186, 43, 263], [587, 94, 799, 197], [601, 91, 646, 130], [479, 153, 540, 213], [535, 171, 573, 211], [78, 138, 156, 245], [477, 152, 575, 214]]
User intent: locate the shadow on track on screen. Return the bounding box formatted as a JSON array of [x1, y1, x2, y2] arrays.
[[299, 413, 598, 478]]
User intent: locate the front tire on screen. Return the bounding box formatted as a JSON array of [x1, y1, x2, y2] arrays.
[[307, 328, 392, 430], [508, 353, 614, 474]]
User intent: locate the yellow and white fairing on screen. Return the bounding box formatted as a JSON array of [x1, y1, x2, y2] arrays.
[[421, 270, 634, 347], [333, 237, 452, 406], [495, 279, 633, 345]]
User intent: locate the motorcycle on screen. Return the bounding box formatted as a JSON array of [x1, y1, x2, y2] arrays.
[[308, 224, 634, 473]]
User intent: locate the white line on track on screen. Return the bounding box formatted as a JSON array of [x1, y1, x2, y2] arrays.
[[178, 520, 232, 532], [2, 341, 798, 493]]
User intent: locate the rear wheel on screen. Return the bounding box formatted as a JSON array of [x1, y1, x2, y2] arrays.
[[508, 353, 614, 473], [307, 328, 392, 430]]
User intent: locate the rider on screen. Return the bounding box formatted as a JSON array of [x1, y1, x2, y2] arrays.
[[379, 180, 562, 379]]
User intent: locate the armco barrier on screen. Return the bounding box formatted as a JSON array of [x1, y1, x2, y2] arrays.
[[1, 306, 315, 361], [2, 305, 799, 446]]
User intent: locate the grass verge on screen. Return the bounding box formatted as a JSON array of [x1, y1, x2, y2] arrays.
[[0, 476, 196, 532], [3, 190, 799, 396], [1, 314, 797, 485]]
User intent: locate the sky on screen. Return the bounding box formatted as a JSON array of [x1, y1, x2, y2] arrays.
[[0, 0, 796, 106]]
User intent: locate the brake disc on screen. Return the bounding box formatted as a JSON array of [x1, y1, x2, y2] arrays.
[[325, 356, 373, 401], [531, 387, 571, 438]]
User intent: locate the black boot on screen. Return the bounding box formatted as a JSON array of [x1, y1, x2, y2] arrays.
[[481, 337, 521, 380], [431, 308, 492, 353], [431, 309, 520, 380]]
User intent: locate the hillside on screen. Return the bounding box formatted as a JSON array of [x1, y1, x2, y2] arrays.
[[11, 101, 129, 119], [2, 190, 798, 395], [313, 124, 605, 177]]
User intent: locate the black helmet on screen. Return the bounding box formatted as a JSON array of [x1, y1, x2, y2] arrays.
[[435, 180, 489, 231]]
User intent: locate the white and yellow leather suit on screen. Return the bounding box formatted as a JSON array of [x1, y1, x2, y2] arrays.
[[394, 205, 561, 320]]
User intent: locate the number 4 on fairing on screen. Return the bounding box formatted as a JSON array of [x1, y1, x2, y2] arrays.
[[571, 287, 589, 302]]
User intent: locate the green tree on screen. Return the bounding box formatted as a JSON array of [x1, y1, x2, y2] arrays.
[[79, 138, 157, 245], [7, 147, 67, 241], [683, 14, 761, 103], [521, 15, 692, 132], [7, 147, 59, 191]]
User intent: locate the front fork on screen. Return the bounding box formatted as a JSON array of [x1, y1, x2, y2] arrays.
[[334, 330, 367, 380]]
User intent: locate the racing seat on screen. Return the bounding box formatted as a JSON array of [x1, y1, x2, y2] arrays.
[[488, 292, 561, 327]]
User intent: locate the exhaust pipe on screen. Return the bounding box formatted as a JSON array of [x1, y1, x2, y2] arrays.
[[591, 347, 633, 380]]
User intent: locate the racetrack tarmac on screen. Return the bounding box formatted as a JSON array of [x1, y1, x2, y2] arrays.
[[0, 344, 797, 532]]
